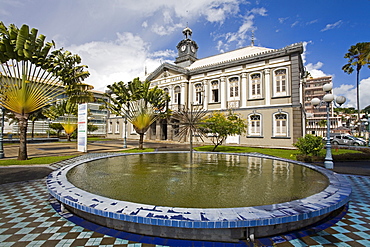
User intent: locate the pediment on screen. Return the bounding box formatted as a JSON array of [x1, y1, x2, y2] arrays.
[[146, 62, 189, 82]]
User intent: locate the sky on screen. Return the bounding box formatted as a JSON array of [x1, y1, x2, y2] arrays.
[[1, 0, 370, 109]]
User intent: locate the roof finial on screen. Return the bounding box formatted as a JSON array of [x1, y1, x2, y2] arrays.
[[251, 30, 255, 46], [183, 26, 192, 40]]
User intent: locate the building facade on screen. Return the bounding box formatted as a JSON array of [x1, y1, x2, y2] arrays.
[[6, 90, 108, 137], [304, 76, 345, 136], [107, 28, 306, 148]]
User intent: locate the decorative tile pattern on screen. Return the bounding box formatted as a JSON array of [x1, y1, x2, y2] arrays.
[[47, 152, 351, 231], [1, 162, 370, 246]]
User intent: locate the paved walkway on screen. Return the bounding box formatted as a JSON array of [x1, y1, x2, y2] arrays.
[[0, 141, 370, 246]]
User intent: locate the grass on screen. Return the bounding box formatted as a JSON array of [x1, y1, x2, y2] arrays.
[[0, 155, 78, 166], [0, 145, 363, 166], [0, 148, 155, 166], [118, 148, 155, 153], [194, 145, 362, 161]]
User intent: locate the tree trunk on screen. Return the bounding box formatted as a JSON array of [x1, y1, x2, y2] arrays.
[[139, 133, 144, 149], [356, 67, 361, 136], [17, 114, 29, 160]]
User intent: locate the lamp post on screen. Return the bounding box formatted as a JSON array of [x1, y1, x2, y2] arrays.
[[0, 107, 5, 159], [311, 83, 346, 169], [123, 117, 127, 149]]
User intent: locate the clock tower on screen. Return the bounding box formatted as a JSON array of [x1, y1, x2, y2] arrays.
[[175, 27, 198, 67]]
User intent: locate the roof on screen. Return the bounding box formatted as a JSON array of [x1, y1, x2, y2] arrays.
[[187, 45, 273, 70], [146, 43, 303, 81]]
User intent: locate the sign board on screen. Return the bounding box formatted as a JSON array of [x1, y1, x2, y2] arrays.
[[77, 103, 88, 152]]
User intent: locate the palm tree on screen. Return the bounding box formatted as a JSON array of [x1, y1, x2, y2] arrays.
[[29, 109, 47, 139], [43, 100, 78, 141], [124, 99, 157, 149], [0, 22, 89, 159], [103, 78, 170, 149], [342, 42, 370, 136]]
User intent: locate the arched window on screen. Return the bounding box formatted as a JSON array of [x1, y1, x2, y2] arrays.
[[274, 68, 288, 96], [274, 112, 288, 136], [229, 77, 239, 98], [250, 73, 261, 98], [115, 121, 120, 133], [249, 114, 261, 136], [195, 83, 203, 104], [108, 121, 113, 133], [211, 80, 219, 103], [174, 86, 181, 104]]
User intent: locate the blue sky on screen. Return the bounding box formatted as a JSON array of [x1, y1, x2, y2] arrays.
[[1, 0, 370, 108]]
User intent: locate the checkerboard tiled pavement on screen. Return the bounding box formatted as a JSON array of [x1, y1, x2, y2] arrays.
[[1, 174, 370, 246]]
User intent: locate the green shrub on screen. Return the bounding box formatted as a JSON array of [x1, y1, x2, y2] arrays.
[[293, 134, 324, 156]]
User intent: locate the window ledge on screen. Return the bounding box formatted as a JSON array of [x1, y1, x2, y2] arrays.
[[272, 95, 290, 99], [246, 136, 264, 138], [271, 136, 291, 139], [248, 97, 264, 101]]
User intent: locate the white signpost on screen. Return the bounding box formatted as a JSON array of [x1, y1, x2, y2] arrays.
[[77, 103, 88, 152]]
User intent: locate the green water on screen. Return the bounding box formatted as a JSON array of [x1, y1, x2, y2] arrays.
[[67, 153, 329, 208]]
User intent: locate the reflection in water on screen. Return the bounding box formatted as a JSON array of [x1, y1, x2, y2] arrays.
[[67, 153, 329, 208]]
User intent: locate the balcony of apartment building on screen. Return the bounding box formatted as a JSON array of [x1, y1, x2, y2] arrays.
[[306, 116, 343, 136]]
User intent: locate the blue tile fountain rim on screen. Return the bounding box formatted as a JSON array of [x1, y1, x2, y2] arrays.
[[46, 151, 352, 229]]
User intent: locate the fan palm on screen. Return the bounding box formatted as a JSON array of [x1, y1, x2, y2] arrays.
[[124, 99, 157, 149], [0, 22, 89, 159], [342, 42, 370, 136], [43, 100, 78, 141], [103, 78, 170, 149]]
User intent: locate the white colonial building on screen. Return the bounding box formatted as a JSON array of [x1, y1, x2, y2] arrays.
[[108, 27, 306, 148]]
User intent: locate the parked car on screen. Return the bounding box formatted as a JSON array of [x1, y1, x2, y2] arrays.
[[324, 133, 367, 146]]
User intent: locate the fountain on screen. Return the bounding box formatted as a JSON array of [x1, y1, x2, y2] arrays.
[[47, 151, 351, 243]]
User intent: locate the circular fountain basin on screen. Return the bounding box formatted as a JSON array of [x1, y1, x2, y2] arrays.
[[47, 152, 351, 242]]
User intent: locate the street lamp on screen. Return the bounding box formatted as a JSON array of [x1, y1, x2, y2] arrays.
[[311, 83, 346, 169], [0, 107, 4, 159], [123, 117, 127, 148]]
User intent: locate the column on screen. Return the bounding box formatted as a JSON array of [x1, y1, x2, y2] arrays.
[[181, 82, 186, 107], [264, 68, 271, 106], [188, 82, 193, 105], [221, 76, 227, 109], [203, 79, 209, 110], [241, 72, 247, 108]]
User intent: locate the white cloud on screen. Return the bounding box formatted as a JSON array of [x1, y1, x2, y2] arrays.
[[334, 77, 370, 109], [301, 41, 312, 64], [306, 62, 331, 78], [306, 19, 318, 25], [215, 7, 267, 51], [278, 17, 288, 24], [321, 20, 343, 32], [291, 21, 299, 27], [151, 10, 183, 36], [302, 41, 331, 78], [201, 1, 240, 23], [66, 32, 174, 92]]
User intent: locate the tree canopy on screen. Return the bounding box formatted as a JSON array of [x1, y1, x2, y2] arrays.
[[200, 111, 247, 151], [0, 22, 90, 159], [102, 78, 170, 149], [342, 42, 370, 136]]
